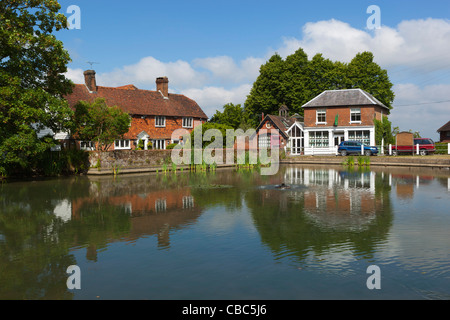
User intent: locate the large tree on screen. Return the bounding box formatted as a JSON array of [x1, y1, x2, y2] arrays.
[[0, 0, 73, 175], [244, 48, 394, 127]]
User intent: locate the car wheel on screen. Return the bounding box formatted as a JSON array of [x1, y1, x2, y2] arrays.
[[419, 149, 428, 156], [364, 150, 372, 156], [392, 150, 398, 156], [341, 150, 347, 156]]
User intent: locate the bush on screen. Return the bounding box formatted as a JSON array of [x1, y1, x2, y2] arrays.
[[435, 143, 448, 155], [166, 143, 177, 150]]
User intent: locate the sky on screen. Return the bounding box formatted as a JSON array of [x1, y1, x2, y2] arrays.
[[57, 0, 450, 141]]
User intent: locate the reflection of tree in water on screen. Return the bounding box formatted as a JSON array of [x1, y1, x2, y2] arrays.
[[0, 178, 90, 299], [245, 166, 394, 263]]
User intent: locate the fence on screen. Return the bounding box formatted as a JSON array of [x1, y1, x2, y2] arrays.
[[288, 143, 450, 156]]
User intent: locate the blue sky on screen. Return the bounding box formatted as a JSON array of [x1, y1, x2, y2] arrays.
[[58, 0, 450, 140]]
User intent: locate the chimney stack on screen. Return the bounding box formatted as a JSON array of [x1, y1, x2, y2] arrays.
[[84, 70, 97, 92], [156, 76, 169, 98]]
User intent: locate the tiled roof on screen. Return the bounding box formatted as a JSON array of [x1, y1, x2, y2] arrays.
[[302, 88, 389, 110], [65, 84, 208, 119], [437, 120, 450, 132]]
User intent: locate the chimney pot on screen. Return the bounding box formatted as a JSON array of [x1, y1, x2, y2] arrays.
[[84, 70, 97, 92], [156, 76, 169, 98]]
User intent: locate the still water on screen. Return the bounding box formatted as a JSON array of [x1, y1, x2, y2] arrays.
[[1, 165, 450, 300]]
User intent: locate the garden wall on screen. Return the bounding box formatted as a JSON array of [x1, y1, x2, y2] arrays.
[[89, 150, 174, 169]]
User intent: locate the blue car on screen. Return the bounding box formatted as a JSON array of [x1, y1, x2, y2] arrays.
[[338, 140, 378, 156]]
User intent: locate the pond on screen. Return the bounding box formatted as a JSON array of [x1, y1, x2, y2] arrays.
[[1, 165, 450, 300]]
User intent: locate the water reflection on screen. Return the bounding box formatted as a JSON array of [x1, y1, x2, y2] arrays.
[[1, 165, 449, 299], [247, 166, 394, 268]]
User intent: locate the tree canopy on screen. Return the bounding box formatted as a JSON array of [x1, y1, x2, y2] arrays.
[[244, 48, 394, 127], [0, 0, 73, 176], [209, 103, 250, 130]]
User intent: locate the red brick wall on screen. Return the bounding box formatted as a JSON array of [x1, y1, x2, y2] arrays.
[[121, 116, 205, 150], [304, 106, 384, 127]]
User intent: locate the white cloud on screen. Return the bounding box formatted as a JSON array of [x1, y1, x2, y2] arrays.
[[65, 17, 450, 136], [277, 18, 450, 73], [65, 67, 85, 85], [181, 84, 252, 118], [193, 55, 264, 85], [390, 83, 450, 140]]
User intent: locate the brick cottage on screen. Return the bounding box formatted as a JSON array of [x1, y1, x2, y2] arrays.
[[65, 70, 208, 150]]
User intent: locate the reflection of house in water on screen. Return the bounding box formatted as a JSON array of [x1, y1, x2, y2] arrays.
[[283, 167, 381, 232], [247, 166, 394, 264], [71, 186, 202, 258]]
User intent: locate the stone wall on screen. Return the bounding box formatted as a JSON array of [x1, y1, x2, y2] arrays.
[[89, 149, 173, 169]]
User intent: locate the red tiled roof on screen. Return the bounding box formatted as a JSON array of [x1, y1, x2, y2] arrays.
[[65, 84, 208, 119]]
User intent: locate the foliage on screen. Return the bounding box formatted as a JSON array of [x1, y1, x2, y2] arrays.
[[244, 49, 394, 127], [374, 116, 395, 146], [136, 139, 145, 150], [0, 0, 74, 176], [209, 103, 250, 129], [435, 143, 448, 155], [189, 122, 234, 149], [166, 143, 177, 150], [72, 98, 131, 151]]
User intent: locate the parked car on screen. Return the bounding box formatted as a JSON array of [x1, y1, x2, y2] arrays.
[[391, 138, 436, 156], [338, 141, 378, 156]]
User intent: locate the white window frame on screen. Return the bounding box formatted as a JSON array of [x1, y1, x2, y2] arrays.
[[309, 131, 329, 148], [348, 130, 370, 145], [115, 139, 131, 150], [316, 109, 326, 124], [350, 108, 362, 123], [80, 141, 95, 151], [155, 116, 166, 127], [182, 117, 193, 128], [258, 133, 271, 148], [153, 139, 166, 150]]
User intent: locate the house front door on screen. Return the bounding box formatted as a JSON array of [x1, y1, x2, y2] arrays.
[[334, 132, 344, 147]]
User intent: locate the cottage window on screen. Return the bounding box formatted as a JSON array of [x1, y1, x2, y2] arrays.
[[350, 108, 361, 123], [309, 131, 329, 148], [153, 139, 166, 150], [80, 141, 95, 150], [115, 139, 130, 150], [155, 116, 166, 127], [316, 109, 326, 124], [182, 117, 193, 128]]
